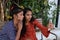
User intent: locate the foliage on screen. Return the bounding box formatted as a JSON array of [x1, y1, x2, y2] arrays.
[[5, 0, 57, 26]]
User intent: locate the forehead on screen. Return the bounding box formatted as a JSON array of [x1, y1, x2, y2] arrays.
[[26, 11, 32, 14], [17, 11, 23, 14]]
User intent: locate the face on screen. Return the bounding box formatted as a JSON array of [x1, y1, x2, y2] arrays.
[[25, 11, 32, 22], [17, 11, 24, 21], [14, 11, 24, 22]]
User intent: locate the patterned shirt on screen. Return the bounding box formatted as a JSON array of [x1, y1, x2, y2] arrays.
[[0, 20, 16, 40]]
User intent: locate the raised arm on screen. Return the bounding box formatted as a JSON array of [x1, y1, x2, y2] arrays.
[[33, 20, 50, 37]]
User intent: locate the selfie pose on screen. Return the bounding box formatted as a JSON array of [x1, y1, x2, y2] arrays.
[[20, 8, 53, 40]]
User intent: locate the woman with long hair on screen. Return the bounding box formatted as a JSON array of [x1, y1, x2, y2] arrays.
[[20, 8, 53, 40]]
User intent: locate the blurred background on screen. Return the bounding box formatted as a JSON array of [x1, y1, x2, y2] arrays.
[[0, 0, 60, 40]]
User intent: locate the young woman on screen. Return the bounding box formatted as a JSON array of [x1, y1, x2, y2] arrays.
[[0, 4, 24, 40], [20, 8, 53, 40]]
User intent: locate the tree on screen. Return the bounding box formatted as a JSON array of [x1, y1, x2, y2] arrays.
[[18, 0, 51, 26], [0, 0, 5, 21], [4, 0, 51, 26], [5, 0, 57, 26]]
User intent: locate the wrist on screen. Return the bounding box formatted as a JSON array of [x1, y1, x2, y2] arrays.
[[17, 29, 22, 32], [48, 28, 51, 31]]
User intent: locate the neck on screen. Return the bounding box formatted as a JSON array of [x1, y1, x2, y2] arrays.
[[13, 19, 18, 27], [26, 20, 30, 23], [25, 20, 30, 25], [26, 21, 29, 23]]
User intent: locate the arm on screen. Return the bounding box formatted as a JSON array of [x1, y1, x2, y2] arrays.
[[15, 29, 21, 40], [15, 22, 23, 40], [33, 20, 50, 37]]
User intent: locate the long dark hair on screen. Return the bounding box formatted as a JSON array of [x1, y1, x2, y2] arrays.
[[20, 8, 35, 36], [23, 8, 35, 22]]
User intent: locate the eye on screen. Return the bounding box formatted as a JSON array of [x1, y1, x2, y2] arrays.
[[26, 14, 30, 16]]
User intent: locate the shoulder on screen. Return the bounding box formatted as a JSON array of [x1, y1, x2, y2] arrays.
[[33, 19, 39, 23], [2, 20, 14, 30], [32, 19, 39, 25]]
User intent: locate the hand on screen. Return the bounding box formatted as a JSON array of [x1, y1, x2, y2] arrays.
[[17, 21, 23, 31], [15, 22, 23, 40], [47, 21, 54, 31]]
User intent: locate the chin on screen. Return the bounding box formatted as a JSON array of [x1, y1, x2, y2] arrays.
[[29, 19, 31, 22]]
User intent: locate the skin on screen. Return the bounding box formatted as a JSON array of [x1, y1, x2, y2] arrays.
[[25, 11, 32, 22], [13, 11, 24, 40]]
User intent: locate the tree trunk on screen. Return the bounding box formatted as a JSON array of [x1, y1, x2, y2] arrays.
[[0, 0, 4, 21], [0, 0, 1, 20], [1, 2, 4, 21]]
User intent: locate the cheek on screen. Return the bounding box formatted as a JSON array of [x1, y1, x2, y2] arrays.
[[17, 15, 21, 19], [18, 14, 23, 18], [25, 16, 29, 19], [17, 15, 22, 20], [30, 16, 32, 18]]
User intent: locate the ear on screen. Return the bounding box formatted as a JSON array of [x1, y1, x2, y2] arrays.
[[13, 14, 17, 19]]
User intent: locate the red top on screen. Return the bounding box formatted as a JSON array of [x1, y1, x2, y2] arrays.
[[20, 20, 50, 40]]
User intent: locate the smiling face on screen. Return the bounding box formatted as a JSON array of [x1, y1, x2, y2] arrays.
[[25, 11, 32, 22]]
